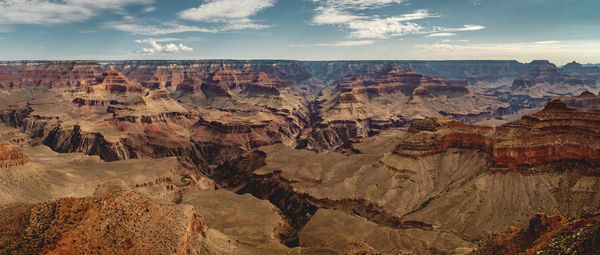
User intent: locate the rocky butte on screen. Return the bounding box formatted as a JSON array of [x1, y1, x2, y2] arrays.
[[87, 69, 145, 94]]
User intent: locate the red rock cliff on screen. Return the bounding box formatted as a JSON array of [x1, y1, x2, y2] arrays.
[[395, 99, 600, 169], [0, 143, 28, 168]]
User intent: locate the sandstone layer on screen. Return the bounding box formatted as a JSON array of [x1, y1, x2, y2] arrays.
[[0, 143, 28, 168], [395, 99, 600, 169], [0, 71, 21, 89]]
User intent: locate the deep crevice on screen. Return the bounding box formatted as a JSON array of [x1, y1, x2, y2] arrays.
[[209, 150, 434, 248]]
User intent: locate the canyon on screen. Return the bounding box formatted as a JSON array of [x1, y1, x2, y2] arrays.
[[0, 60, 599, 254]]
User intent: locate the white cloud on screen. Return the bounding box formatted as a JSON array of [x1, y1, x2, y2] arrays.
[[178, 0, 275, 31], [442, 39, 470, 43], [426, 32, 456, 37], [289, 40, 375, 47], [443, 24, 486, 31], [347, 18, 425, 38], [142, 6, 156, 13], [0, 0, 153, 25], [136, 40, 194, 55], [470, 0, 482, 6], [534, 40, 561, 45], [311, 0, 404, 10], [422, 25, 485, 38], [312, 8, 436, 38], [179, 0, 274, 21], [316, 40, 375, 46], [135, 37, 203, 43], [309, 0, 485, 39], [135, 38, 181, 43], [105, 21, 217, 35], [311, 7, 359, 25], [220, 19, 270, 31]]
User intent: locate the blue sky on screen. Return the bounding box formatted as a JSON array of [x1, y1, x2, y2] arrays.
[[0, 0, 599, 64]]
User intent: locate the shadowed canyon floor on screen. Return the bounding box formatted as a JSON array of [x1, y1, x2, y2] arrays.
[[1, 60, 600, 254]]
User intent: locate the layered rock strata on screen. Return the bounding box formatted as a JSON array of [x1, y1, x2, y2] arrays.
[[0, 71, 21, 89], [0, 143, 28, 168], [88, 69, 144, 94], [16, 61, 102, 88], [395, 99, 600, 169]]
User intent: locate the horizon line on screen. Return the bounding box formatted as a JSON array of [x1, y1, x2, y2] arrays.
[[0, 59, 595, 65]]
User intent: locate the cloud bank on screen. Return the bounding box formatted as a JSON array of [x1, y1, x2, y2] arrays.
[[309, 0, 485, 38], [136, 39, 194, 55], [178, 0, 275, 31], [0, 0, 153, 25]]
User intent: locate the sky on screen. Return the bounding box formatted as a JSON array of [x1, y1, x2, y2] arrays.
[[0, 0, 599, 65]]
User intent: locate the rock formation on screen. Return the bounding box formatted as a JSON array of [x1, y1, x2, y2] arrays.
[[176, 77, 203, 93], [334, 63, 469, 97], [0, 181, 206, 255], [193, 69, 291, 98], [16, 61, 102, 88], [561, 61, 600, 80], [115, 60, 312, 88], [88, 69, 144, 94], [1, 59, 600, 254], [344, 240, 388, 255], [512, 60, 566, 88], [0, 71, 21, 89], [0, 143, 28, 168], [302, 60, 527, 84], [558, 91, 600, 109], [476, 212, 600, 255], [492, 60, 599, 111], [395, 99, 600, 169], [305, 62, 511, 150]]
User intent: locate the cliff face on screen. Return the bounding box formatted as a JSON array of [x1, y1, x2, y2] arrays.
[[190, 69, 292, 98], [0, 64, 310, 173], [558, 91, 600, 109], [302, 60, 527, 84], [88, 69, 144, 94], [115, 60, 313, 88], [305, 63, 511, 150], [237, 100, 600, 251], [0, 181, 206, 255], [15, 61, 102, 88], [561, 61, 600, 80], [335, 63, 469, 98], [0, 71, 21, 89], [395, 99, 600, 169], [512, 60, 596, 89], [491, 60, 600, 111], [0, 143, 28, 168], [5, 59, 598, 161], [512, 60, 565, 88]]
